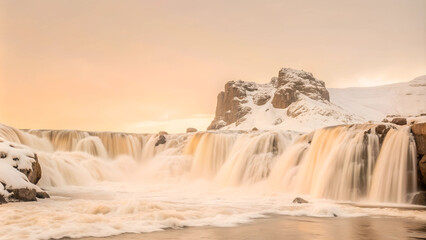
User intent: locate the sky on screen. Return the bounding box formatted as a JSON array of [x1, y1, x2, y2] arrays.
[[0, 0, 425, 133]]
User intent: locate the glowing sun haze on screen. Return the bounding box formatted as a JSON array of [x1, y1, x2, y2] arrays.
[[0, 0, 425, 133]]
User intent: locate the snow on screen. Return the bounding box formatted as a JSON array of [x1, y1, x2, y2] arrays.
[[329, 76, 426, 121], [222, 80, 362, 133], [0, 139, 41, 197], [221, 74, 425, 133]]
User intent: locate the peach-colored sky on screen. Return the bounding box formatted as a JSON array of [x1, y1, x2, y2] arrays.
[[0, 0, 425, 133]]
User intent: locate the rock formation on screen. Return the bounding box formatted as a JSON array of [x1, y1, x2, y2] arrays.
[[0, 139, 49, 203], [186, 128, 198, 133], [412, 123, 426, 191], [208, 67, 361, 131]]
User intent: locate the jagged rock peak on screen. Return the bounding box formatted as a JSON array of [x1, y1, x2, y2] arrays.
[[271, 68, 329, 102]]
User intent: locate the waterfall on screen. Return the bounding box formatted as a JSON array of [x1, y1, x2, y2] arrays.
[[368, 127, 418, 203], [0, 123, 418, 204]]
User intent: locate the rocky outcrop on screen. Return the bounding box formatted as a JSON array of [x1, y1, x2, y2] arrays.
[[412, 123, 426, 155], [391, 118, 407, 126], [208, 80, 254, 130], [411, 123, 426, 191], [0, 139, 49, 203], [208, 68, 338, 130], [272, 68, 329, 102]]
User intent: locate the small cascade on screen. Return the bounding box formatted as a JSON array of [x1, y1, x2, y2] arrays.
[[215, 131, 293, 186], [76, 136, 109, 159], [187, 132, 237, 179], [368, 127, 417, 203]]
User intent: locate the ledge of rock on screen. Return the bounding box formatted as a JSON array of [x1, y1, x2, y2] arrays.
[[0, 139, 49, 203]]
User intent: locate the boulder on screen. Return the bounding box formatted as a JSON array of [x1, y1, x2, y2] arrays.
[[158, 131, 168, 135], [391, 118, 407, 125], [10, 188, 37, 202], [155, 135, 166, 146], [252, 127, 258, 131], [412, 192, 426, 206], [186, 128, 198, 133], [292, 197, 309, 204], [412, 123, 426, 155]]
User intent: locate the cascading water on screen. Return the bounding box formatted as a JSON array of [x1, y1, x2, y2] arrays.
[[0, 123, 418, 203]]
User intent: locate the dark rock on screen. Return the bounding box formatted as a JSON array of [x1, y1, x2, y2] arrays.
[[186, 128, 198, 133], [292, 197, 309, 204], [10, 188, 37, 202], [412, 123, 426, 155], [412, 192, 426, 206], [0, 195, 6, 204], [382, 118, 389, 123], [391, 118, 407, 125], [18, 154, 42, 185], [252, 127, 258, 131], [374, 124, 392, 145], [419, 155, 426, 186], [36, 191, 50, 199], [155, 135, 166, 147]]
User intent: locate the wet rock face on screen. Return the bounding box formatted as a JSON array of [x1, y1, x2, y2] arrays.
[[411, 123, 426, 190], [10, 188, 37, 202], [155, 135, 166, 146], [412, 192, 426, 206], [419, 155, 426, 186], [412, 123, 426, 155]]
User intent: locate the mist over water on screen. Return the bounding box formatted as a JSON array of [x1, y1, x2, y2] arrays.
[[0, 123, 423, 239]]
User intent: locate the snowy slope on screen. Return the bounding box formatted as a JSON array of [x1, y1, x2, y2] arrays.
[[222, 87, 364, 132], [329, 76, 426, 121]]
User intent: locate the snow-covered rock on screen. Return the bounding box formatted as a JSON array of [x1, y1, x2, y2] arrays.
[[0, 138, 49, 203], [208, 68, 363, 132]]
